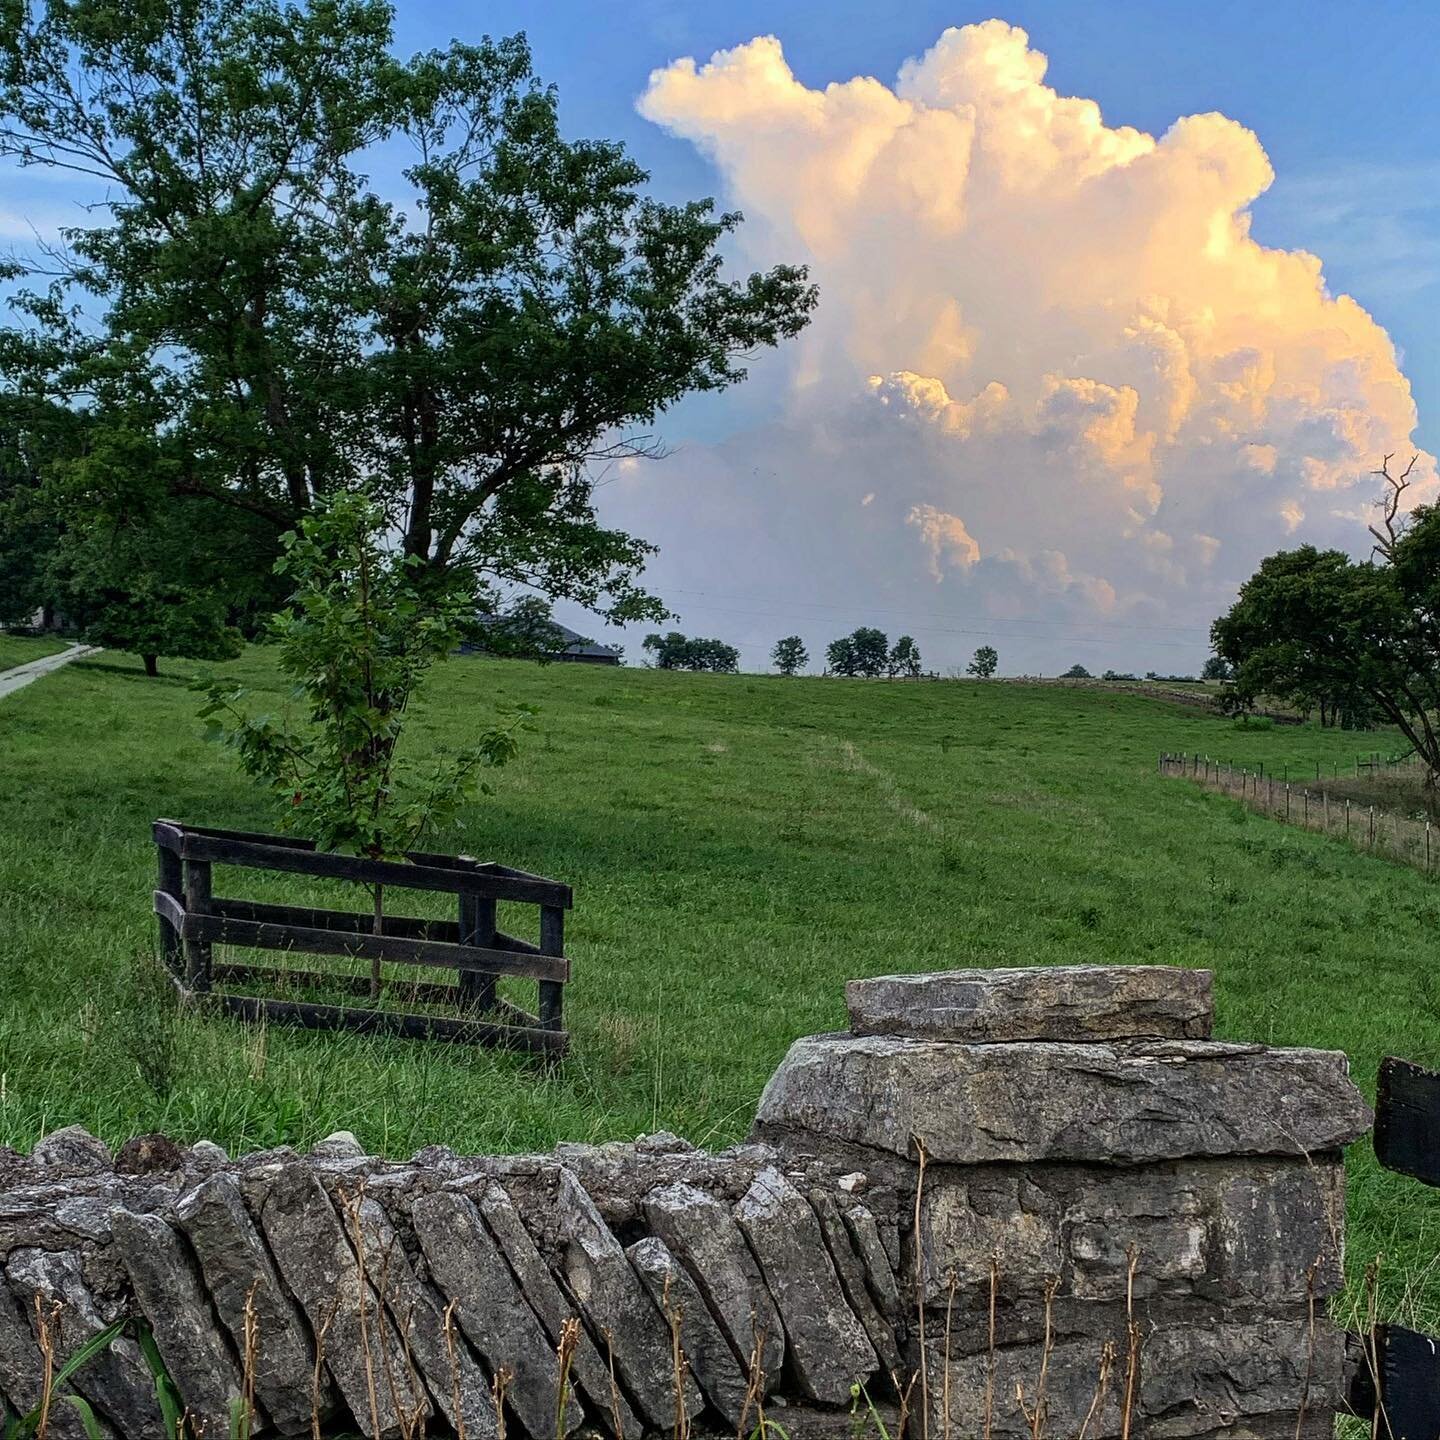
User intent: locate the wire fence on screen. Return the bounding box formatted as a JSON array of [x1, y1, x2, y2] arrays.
[[1159, 751, 1439, 878]]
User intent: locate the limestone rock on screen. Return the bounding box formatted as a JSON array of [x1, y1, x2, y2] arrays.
[[6, 1247, 162, 1433], [258, 1168, 425, 1438], [838, 1201, 904, 1321], [30, 1127, 111, 1176], [643, 1180, 784, 1386], [110, 1209, 243, 1435], [0, 1287, 114, 1438], [311, 1131, 366, 1162], [733, 1169, 878, 1405], [809, 1189, 902, 1375], [350, 1196, 498, 1440], [846, 966, 1213, 1042], [753, 1034, 1371, 1164], [469, 1179, 640, 1437], [553, 1167, 704, 1429], [175, 1172, 328, 1434], [628, 1236, 750, 1428], [411, 1189, 579, 1437]]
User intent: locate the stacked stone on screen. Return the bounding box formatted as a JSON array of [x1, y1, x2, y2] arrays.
[[751, 965, 1374, 1440], [0, 1127, 899, 1436], [0, 965, 1372, 1438]]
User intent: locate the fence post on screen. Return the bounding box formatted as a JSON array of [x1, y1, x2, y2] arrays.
[[458, 891, 498, 1013], [1427, 821, 1432, 875], [1346, 799, 1351, 839], [156, 840, 183, 979], [1369, 806, 1376, 849], [538, 904, 566, 1037], [1285, 784, 1290, 821], [182, 857, 213, 994]]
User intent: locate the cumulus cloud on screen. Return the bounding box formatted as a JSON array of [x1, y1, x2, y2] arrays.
[[610, 22, 1435, 672]]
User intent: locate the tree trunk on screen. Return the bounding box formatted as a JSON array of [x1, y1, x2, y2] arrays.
[[142, 654, 159, 677]]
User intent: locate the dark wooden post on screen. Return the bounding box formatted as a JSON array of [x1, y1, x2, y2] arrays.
[[538, 904, 565, 1035], [183, 857, 214, 993], [157, 842, 183, 979], [458, 892, 498, 1012]]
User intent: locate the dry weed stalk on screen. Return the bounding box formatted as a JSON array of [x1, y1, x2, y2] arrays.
[[736, 1320, 770, 1440], [492, 1366, 513, 1440], [604, 1330, 626, 1440], [893, 1367, 920, 1440], [1360, 1256, 1391, 1440], [983, 1251, 999, 1440], [33, 1295, 61, 1440], [443, 1298, 468, 1440], [1015, 1276, 1059, 1440], [1293, 1260, 1320, 1440], [911, 1135, 930, 1440], [1076, 1341, 1116, 1440], [310, 1293, 340, 1440], [661, 1272, 691, 1440], [556, 1316, 581, 1440], [1118, 1248, 1140, 1440], [239, 1279, 260, 1439], [941, 1271, 958, 1440]]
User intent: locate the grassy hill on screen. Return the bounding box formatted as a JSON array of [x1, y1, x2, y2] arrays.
[[1, 649, 1437, 1323]]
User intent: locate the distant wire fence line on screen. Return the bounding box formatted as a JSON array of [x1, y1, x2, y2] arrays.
[[1158, 750, 1439, 879]]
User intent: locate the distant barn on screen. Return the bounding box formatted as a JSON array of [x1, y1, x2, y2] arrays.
[[460, 616, 622, 666]]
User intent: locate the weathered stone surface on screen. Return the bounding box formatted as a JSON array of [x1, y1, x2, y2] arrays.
[[469, 1179, 640, 1437], [30, 1127, 111, 1176], [809, 1189, 902, 1375], [754, 1034, 1372, 1164], [847, 966, 1213, 1042], [110, 1209, 243, 1435], [175, 1172, 328, 1435], [0, 1287, 114, 1438], [839, 1201, 904, 1321], [628, 1236, 750, 1427], [553, 1167, 704, 1429], [914, 1158, 1344, 1313], [351, 1196, 498, 1440], [312, 1131, 367, 1162], [643, 1180, 785, 1386], [411, 1189, 579, 1437], [733, 1168, 877, 1405], [927, 1312, 1344, 1439], [5, 1248, 163, 1433], [258, 1168, 426, 1438]]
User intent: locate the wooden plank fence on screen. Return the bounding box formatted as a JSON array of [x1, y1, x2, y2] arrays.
[[152, 819, 573, 1056]]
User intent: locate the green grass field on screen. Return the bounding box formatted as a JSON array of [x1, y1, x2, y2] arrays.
[[1, 649, 1437, 1324], [0, 632, 67, 673]]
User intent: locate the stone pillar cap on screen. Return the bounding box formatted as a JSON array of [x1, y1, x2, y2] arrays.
[[846, 964, 1212, 1043]]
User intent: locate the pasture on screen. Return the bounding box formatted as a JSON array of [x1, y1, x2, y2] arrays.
[[0, 649, 1436, 1324]]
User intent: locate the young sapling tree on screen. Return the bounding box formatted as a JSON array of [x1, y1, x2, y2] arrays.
[[199, 493, 533, 998]]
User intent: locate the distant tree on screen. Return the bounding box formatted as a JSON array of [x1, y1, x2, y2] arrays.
[[888, 635, 922, 678], [826, 627, 888, 678], [1200, 655, 1232, 682], [772, 635, 808, 676], [1101, 669, 1137, 682], [1062, 663, 1091, 679], [643, 631, 738, 672], [967, 645, 998, 679]]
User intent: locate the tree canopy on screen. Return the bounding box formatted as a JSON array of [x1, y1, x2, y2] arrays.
[[0, 0, 815, 630], [771, 635, 807, 676], [826, 627, 888, 678], [642, 631, 739, 673], [967, 645, 998, 679], [1212, 459, 1440, 757], [888, 635, 922, 678]]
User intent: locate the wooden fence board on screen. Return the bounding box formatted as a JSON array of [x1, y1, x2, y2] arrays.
[[1375, 1057, 1440, 1188]]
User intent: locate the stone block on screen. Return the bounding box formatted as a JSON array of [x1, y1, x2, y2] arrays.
[[847, 966, 1213, 1042], [753, 1034, 1371, 1164]]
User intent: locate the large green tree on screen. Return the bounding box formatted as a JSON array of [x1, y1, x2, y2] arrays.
[[0, 0, 815, 626], [1212, 458, 1440, 769]]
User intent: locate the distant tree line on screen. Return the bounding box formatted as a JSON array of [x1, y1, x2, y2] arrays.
[[643, 631, 739, 672]]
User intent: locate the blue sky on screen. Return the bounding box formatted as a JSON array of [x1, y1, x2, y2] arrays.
[[6, 2, 1438, 672], [390, 0, 1440, 455]]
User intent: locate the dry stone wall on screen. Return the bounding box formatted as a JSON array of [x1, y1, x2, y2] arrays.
[[0, 966, 1371, 1438]]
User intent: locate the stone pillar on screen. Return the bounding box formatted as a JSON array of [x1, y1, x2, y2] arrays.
[[752, 965, 1373, 1440]]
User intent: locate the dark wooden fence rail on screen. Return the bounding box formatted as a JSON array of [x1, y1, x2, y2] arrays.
[[152, 819, 572, 1056]]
